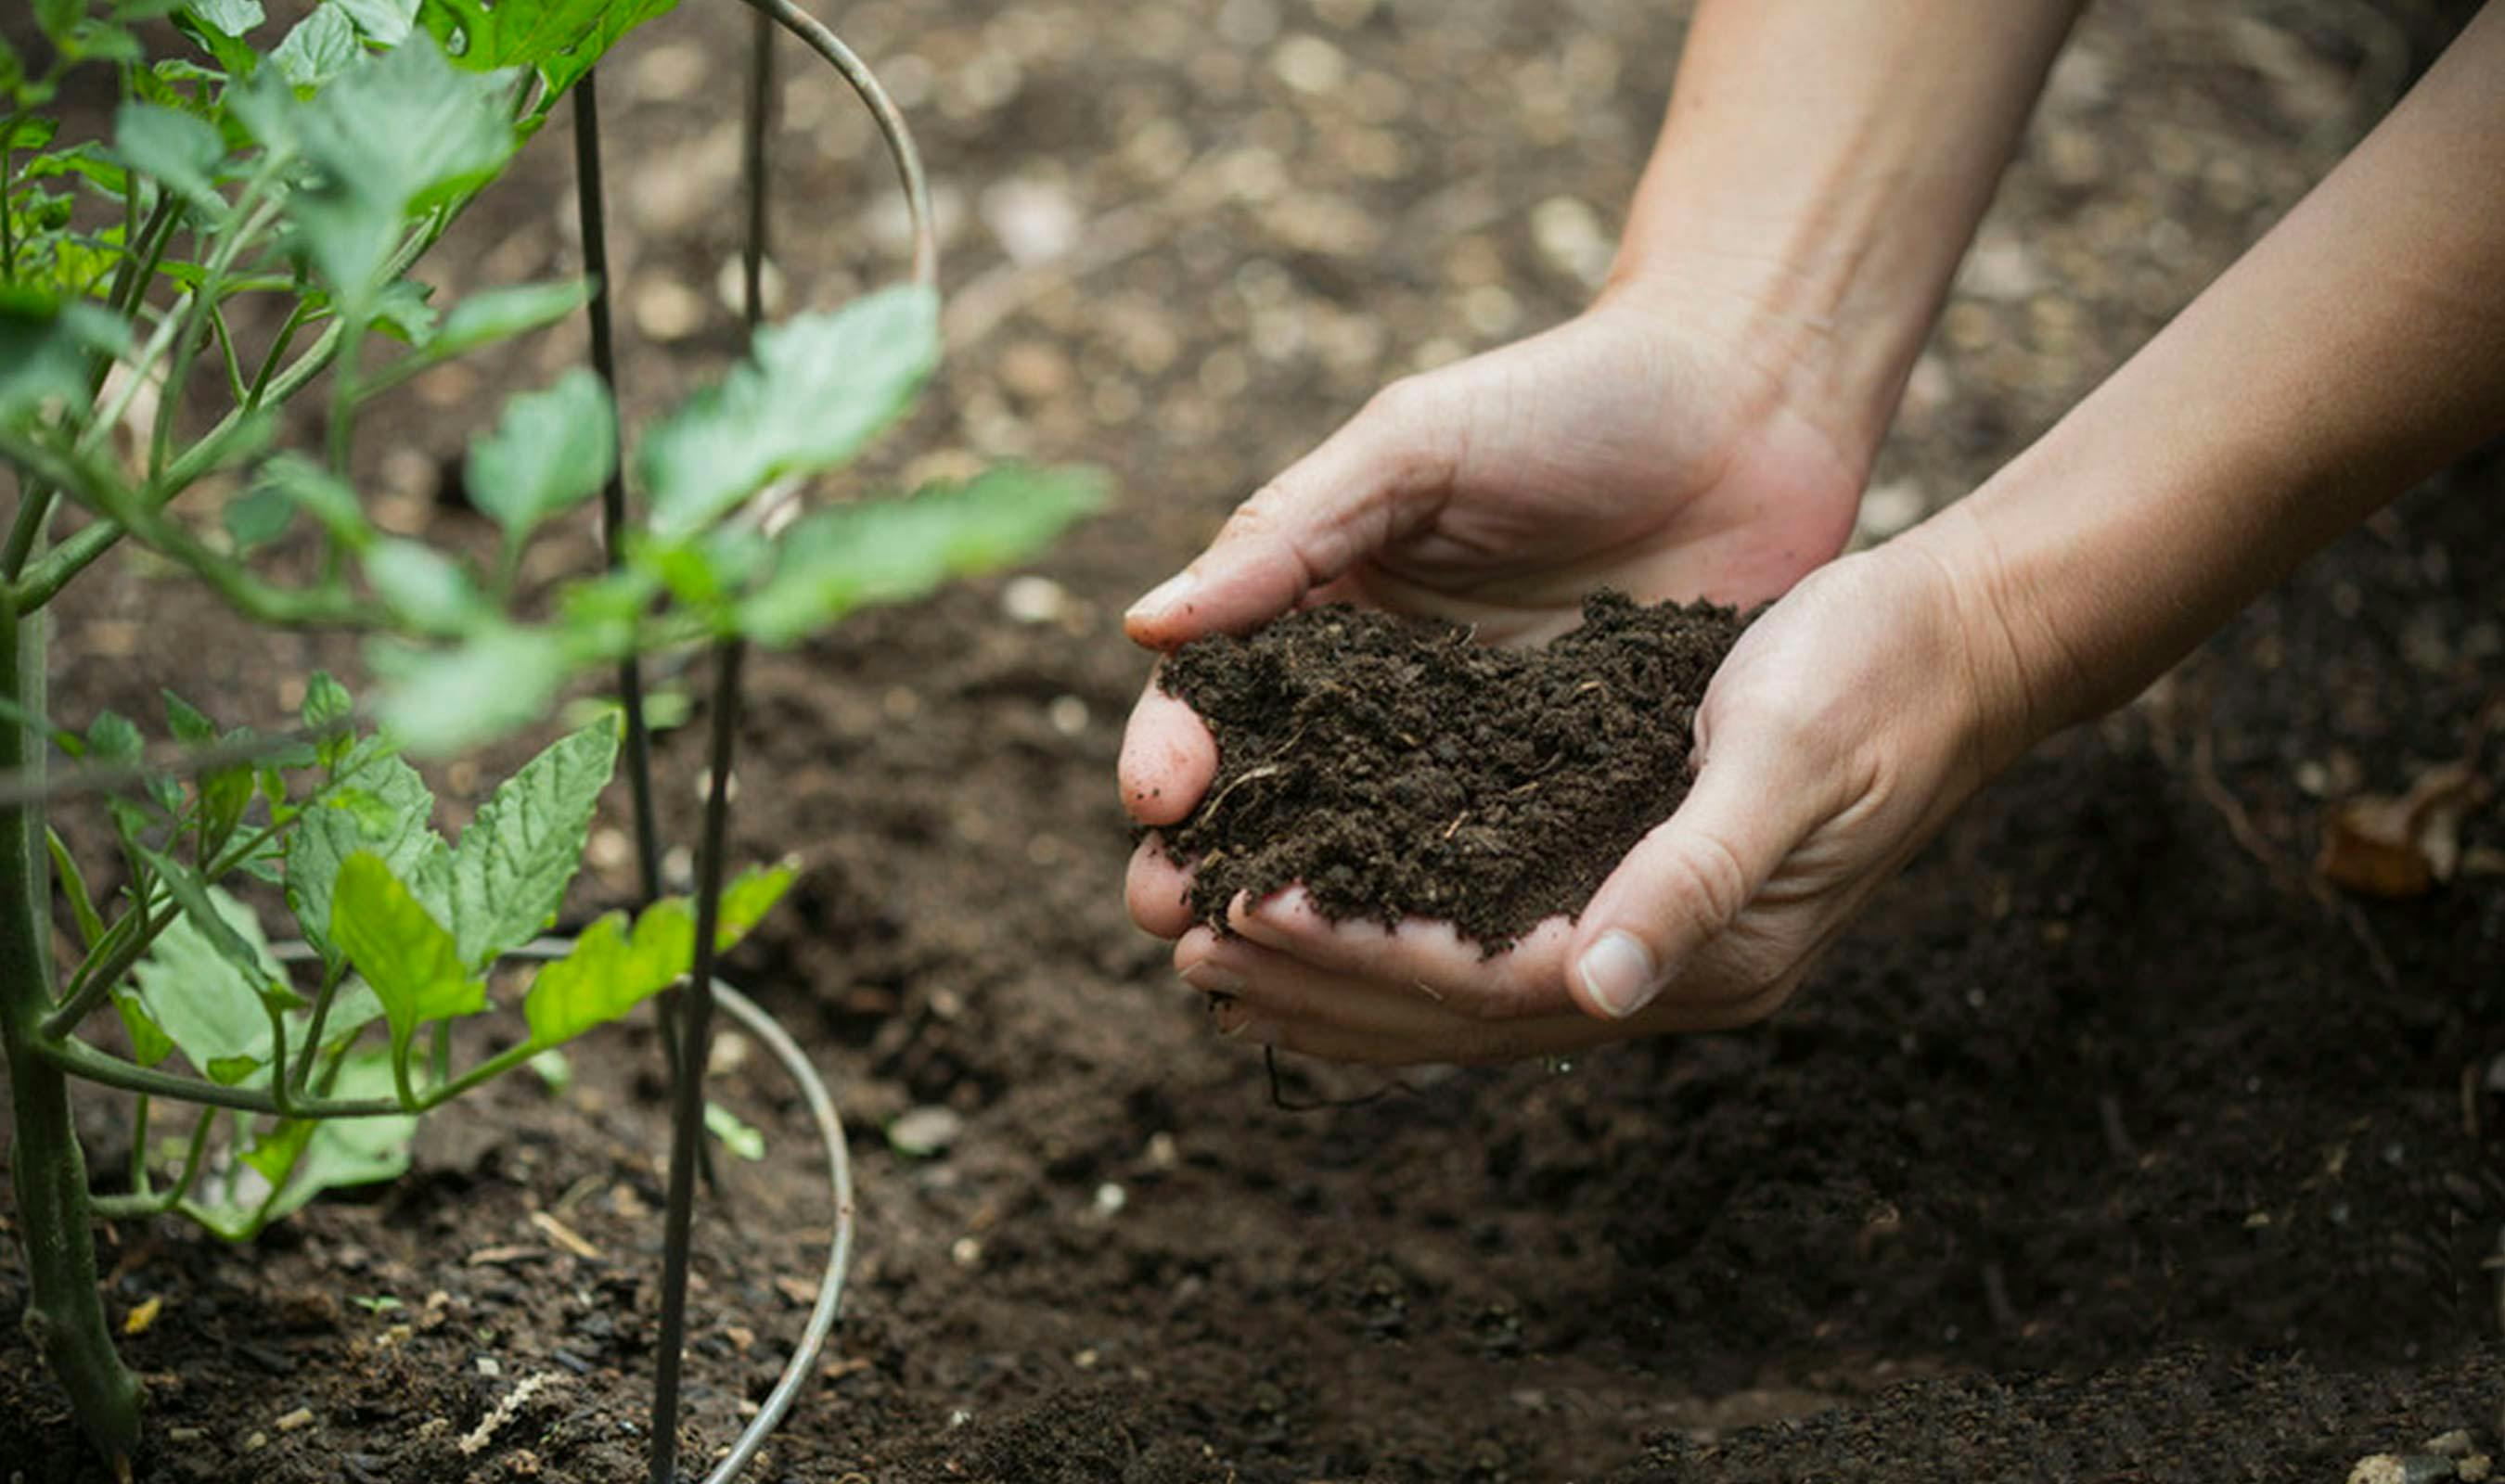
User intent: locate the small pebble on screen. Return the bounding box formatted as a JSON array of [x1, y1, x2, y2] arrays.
[[888, 1106, 965, 1157], [276, 1408, 315, 1433], [1001, 575, 1069, 625]]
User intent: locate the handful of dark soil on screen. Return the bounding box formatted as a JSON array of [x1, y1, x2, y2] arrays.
[[1155, 591, 1747, 950]]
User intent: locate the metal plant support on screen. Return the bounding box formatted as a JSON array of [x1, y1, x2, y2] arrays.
[[562, 5, 937, 1479]]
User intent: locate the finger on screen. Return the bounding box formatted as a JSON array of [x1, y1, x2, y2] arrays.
[[1123, 379, 1454, 647], [1227, 887, 1576, 1020], [1566, 749, 1823, 1022], [1181, 928, 1467, 1043], [1191, 932, 1651, 1066], [1118, 676, 1216, 826], [1125, 833, 1196, 940]]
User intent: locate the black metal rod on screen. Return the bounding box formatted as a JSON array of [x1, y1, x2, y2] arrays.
[[645, 638, 746, 1484], [569, 71, 669, 911], [739, 6, 774, 329]]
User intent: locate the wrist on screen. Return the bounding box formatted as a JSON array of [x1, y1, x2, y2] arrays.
[[1592, 246, 1923, 487]]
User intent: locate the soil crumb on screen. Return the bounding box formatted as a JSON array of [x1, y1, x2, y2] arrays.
[[1156, 591, 1746, 949]]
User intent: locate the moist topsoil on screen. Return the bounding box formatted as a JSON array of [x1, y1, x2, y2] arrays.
[[1155, 592, 1746, 946]]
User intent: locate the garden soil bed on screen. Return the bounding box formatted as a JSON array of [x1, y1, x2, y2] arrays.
[[7, 1, 2503, 1480]]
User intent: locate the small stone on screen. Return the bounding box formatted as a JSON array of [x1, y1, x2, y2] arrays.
[[998, 339, 1072, 400], [1000, 575, 1070, 626], [2429, 1432, 2478, 1459], [1270, 33, 1346, 95], [888, 1106, 965, 1157], [2460, 1455, 2492, 1483], [631, 278, 706, 343], [1092, 1182, 1127, 1218], [980, 178, 1081, 266], [2349, 1454, 2462, 1484], [476, 1355, 502, 1377], [276, 1408, 315, 1433], [1047, 696, 1090, 737], [949, 1236, 983, 1268]]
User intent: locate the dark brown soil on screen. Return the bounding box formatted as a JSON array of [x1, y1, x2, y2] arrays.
[[8, 2, 2505, 1482], [1156, 593, 1744, 947]]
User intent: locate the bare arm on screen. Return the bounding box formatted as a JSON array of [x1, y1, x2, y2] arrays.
[[1608, 0, 2086, 461], [1921, 0, 2505, 757]]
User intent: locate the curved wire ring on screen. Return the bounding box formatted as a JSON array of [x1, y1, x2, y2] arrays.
[[725, 0, 941, 540]]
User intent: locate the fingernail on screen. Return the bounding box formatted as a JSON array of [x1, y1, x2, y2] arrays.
[[1126, 570, 1199, 625], [1181, 960, 1245, 996], [1577, 930, 1661, 1019]]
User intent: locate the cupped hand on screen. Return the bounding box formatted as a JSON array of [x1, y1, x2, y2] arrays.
[[1124, 519, 2031, 1066], [1122, 289, 1869, 840]]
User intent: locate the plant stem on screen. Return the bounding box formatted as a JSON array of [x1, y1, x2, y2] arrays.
[[2, 481, 54, 580], [0, 593, 144, 1467], [94, 1104, 216, 1221]]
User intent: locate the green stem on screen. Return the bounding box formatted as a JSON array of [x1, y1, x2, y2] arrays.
[[1, 109, 20, 283], [149, 184, 284, 481], [2, 482, 53, 580], [126, 1094, 150, 1200], [289, 959, 346, 1092], [41, 902, 172, 1043], [0, 593, 144, 1466], [246, 300, 312, 408], [94, 1104, 216, 1221], [45, 1029, 541, 1119]]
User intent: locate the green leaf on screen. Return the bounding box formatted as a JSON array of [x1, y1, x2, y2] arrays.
[[0, 288, 132, 424], [329, 851, 482, 1068], [303, 671, 354, 767], [369, 276, 439, 346], [140, 846, 296, 1004], [285, 744, 448, 966], [132, 878, 289, 1085], [704, 1102, 764, 1161], [198, 1050, 417, 1240], [163, 690, 215, 745], [112, 102, 227, 219], [248, 453, 372, 552], [738, 467, 1108, 646], [48, 829, 107, 952], [186, 0, 265, 35], [364, 539, 484, 635], [86, 710, 142, 763], [520, 864, 792, 1047], [264, 35, 517, 309], [174, 0, 264, 76], [443, 715, 618, 968], [368, 626, 572, 756], [271, 4, 361, 89], [417, 0, 678, 97], [430, 277, 595, 357], [333, 0, 419, 45], [465, 367, 613, 544], [636, 286, 941, 540], [222, 480, 295, 552], [112, 986, 176, 1068]]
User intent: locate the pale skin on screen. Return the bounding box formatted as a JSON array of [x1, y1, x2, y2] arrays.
[[1120, 0, 2505, 1067]]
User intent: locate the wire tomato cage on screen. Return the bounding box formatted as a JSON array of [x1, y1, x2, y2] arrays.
[[559, 3, 936, 1479]]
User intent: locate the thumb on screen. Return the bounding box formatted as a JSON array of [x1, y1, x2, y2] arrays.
[[1124, 378, 1455, 648], [1566, 741, 1820, 1022]]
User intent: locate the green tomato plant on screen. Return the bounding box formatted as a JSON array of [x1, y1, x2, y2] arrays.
[[0, 0, 1100, 1470]]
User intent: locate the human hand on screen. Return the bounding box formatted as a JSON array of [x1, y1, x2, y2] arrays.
[[1126, 527, 2034, 1065], [1121, 284, 1870, 886]]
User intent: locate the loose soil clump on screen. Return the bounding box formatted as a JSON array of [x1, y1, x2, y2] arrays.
[[1155, 591, 1747, 947]]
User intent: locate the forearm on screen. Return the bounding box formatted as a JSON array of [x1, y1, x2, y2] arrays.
[[1608, 0, 2086, 459], [1919, 2, 2505, 753]]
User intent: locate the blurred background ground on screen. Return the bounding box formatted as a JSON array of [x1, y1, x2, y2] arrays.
[[7, 1, 2505, 1480]]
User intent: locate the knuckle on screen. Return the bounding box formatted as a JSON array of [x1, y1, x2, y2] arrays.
[[1668, 827, 1755, 929]]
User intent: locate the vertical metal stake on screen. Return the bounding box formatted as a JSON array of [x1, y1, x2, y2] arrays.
[[646, 640, 748, 1484], [648, 12, 774, 1480]]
